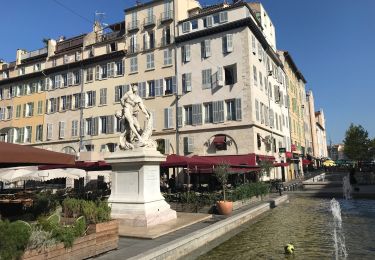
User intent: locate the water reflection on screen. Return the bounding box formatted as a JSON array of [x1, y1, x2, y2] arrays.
[[199, 197, 375, 260]]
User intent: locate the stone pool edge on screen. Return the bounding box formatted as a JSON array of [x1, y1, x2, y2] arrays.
[[128, 195, 289, 260]]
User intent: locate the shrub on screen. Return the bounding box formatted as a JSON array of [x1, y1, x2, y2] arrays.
[[27, 225, 57, 251], [62, 198, 82, 218], [81, 200, 97, 224], [96, 200, 111, 223], [0, 220, 31, 260], [31, 191, 59, 218]]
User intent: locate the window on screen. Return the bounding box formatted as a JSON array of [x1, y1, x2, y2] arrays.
[[260, 103, 264, 123], [146, 53, 154, 69], [25, 102, 34, 117], [252, 35, 256, 54], [164, 107, 173, 128], [108, 42, 117, 53], [71, 120, 79, 137], [165, 77, 175, 94], [155, 78, 163, 96], [223, 34, 233, 53], [213, 100, 224, 123], [253, 66, 257, 86], [59, 122, 65, 139], [183, 137, 194, 154], [54, 75, 61, 89], [86, 117, 99, 136], [219, 11, 228, 23], [224, 64, 237, 85], [60, 73, 68, 87], [18, 67, 25, 76], [182, 44, 191, 62], [164, 49, 172, 65], [130, 34, 138, 53], [86, 91, 96, 107], [100, 88, 107, 105], [64, 72, 73, 86], [192, 104, 202, 125], [100, 116, 114, 134], [162, 26, 171, 45], [182, 73, 192, 92], [184, 106, 192, 125], [258, 42, 263, 61], [182, 22, 191, 33], [115, 85, 129, 102], [148, 80, 155, 97], [204, 16, 213, 28], [226, 99, 241, 121], [191, 20, 198, 29], [6, 106, 12, 120], [85, 145, 94, 152], [138, 82, 147, 98], [0, 107, 4, 121], [255, 99, 259, 121], [130, 57, 138, 73], [202, 40, 211, 58], [36, 125, 43, 142], [202, 69, 212, 89], [37, 100, 43, 115], [204, 103, 213, 123], [259, 72, 263, 90], [116, 60, 124, 75], [25, 126, 32, 143], [33, 63, 41, 72], [71, 71, 79, 84], [15, 105, 21, 118]]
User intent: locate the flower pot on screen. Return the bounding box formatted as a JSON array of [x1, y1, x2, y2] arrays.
[[216, 201, 233, 215]]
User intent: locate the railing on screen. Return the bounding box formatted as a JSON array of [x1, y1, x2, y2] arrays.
[[160, 11, 173, 23], [56, 36, 84, 53], [144, 15, 156, 27], [127, 20, 139, 31], [20, 47, 47, 60], [97, 31, 124, 43]]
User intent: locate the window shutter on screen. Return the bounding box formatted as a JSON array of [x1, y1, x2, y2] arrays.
[[164, 139, 170, 154], [155, 79, 161, 96], [213, 101, 218, 123], [217, 67, 224, 86], [255, 100, 259, 121], [192, 104, 202, 125], [172, 76, 176, 94], [226, 34, 233, 52], [188, 137, 194, 153], [168, 107, 173, 128], [252, 35, 256, 54], [47, 124, 53, 140], [204, 40, 211, 57], [115, 86, 120, 102], [219, 11, 228, 23], [183, 137, 189, 154], [206, 16, 213, 27], [218, 101, 224, 122], [23, 104, 26, 117], [164, 108, 169, 129], [177, 107, 182, 128], [92, 117, 99, 136], [258, 42, 262, 61], [235, 98, 242, 120], [108, 115, 114, 134], [59, 122, 65, 139], [184, 45, 191, 62]]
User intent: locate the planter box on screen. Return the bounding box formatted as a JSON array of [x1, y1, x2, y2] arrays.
[[232, 195, 269, 210], [22, 220, 118, 260]]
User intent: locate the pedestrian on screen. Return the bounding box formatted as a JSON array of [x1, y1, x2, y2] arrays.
[[349, 167, 359, 191], [168, 175, 176, 193]]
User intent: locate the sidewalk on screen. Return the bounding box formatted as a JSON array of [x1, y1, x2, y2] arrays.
[[94, 194, 287, 260]]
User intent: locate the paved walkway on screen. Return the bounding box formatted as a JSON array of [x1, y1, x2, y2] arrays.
[[94, 195, 280, 260]]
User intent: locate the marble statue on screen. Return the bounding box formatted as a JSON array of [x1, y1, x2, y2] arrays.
[[116, 84, 156, 150]]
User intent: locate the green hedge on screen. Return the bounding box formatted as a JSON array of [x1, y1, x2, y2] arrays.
[[0, 220, 31, 260]]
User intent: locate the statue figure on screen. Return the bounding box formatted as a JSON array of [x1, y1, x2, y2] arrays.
[[116, 84, 156, 150]]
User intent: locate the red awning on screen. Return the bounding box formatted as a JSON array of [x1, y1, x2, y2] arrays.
[[38, 161, 111, 171], [285, 152, 293, 158], [193, 154, 257, 168], [0, 141, 75, 168], [212, 135, 226, 145], [256, 154, 275, 162], [302, 159, 312, 165], [274, 162, 290, 167], [160, 154, 214, 168]]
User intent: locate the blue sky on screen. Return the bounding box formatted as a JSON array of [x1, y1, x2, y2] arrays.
[[1, 0, 374, 143]]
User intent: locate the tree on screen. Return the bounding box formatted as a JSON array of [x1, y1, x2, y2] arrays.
[[214, 163, 230, 201], [343, 123, 371, 162], [259, 160, 274, 179]]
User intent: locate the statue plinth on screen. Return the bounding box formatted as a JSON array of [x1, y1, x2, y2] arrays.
[[105, 147, 176, 227]]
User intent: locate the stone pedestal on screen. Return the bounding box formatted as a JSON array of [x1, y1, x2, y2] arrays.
[[105, 148, 176, 227]]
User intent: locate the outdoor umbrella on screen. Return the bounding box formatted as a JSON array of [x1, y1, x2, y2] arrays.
[[0, 166, 41, 183], [0, 141, 75, 168], [29, 168, 86, 181]]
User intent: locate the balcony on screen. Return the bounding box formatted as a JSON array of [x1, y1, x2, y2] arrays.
[[20, 47, 47, 61], [97, 31, 125, 43], [160, 11, 173, 23], [144, 15, 156, 28], [128, 44, 140, 55], [127, 20, 140, 32], [56, 35, 85, 53]]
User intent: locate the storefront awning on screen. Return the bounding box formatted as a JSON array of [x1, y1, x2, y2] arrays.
[[302, 159, 312, 165], [274, 162, 289, 167], [212, 135, 226, 145]]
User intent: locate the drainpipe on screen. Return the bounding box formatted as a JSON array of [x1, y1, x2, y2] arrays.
[[79, 47, 84, 153], [173, 0, 180, 155]]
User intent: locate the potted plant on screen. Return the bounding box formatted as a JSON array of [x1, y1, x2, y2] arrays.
[[214, 163, 233, 215]]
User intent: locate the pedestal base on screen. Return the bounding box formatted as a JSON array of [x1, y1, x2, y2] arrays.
[[105, 148, 177, 227]]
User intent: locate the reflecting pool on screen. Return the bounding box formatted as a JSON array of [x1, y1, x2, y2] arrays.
[[199, 197, 375, 259]]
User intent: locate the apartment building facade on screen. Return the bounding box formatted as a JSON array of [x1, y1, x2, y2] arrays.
[[175, 2, 292, 180], [278, 51, 307, 178]]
